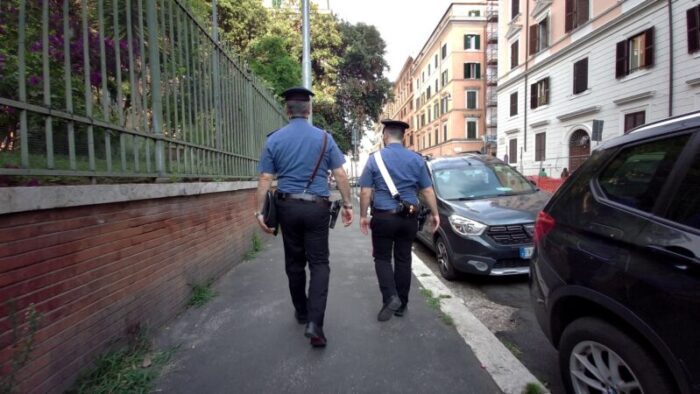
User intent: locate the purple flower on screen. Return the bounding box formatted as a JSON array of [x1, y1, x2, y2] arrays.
[[30, 41, 42, 53], [28, 75, 41, 87], [90, 71, 101, 87]]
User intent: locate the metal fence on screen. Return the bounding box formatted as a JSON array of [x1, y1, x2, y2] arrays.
[[0, 0, 287, 181]]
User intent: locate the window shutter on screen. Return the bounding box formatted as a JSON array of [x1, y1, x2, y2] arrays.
[[475, 35, 481, 50], [644, 27, 654, 68], [475, 63, 481, 79], [529, 25, 538, 55], [574, 58, 588, 94], [510, 93, 517, 116], [576, 0, 589, 27], [615, 40, 628, 78], [512, 0, 520, 18], [544, 78, 550, 105], [689, 7, 700, 53], [464, 63, 469, 79], [464, 35, 470, 49], [530, 83, 537, 109], [565, 0, 575, 32]]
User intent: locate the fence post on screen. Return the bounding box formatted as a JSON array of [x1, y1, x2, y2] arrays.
[[146, 0, 165, 176]]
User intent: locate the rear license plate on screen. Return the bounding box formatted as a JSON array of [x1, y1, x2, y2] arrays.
[[519, 246, 534, 259]]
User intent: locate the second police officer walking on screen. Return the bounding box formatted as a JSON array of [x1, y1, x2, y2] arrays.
[[255, 87, 354, 348], [359, 120, 440, 321]]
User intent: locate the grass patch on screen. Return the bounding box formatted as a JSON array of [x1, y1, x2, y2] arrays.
[[69, 336, 175, 394], [502, 338, 523, 359], [419, 288, 454, 326], [244, 233, 263, 261], [522, 382, 546, 394], [188, 281, 216, 308]]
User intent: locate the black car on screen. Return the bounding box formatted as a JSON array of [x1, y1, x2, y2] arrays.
[[416, 154, 550, 280], [531, 112, 700, 394]]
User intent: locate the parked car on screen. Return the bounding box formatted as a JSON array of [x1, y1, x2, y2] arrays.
[[531, 111, 700, 394], [416, 154, 550, 280]]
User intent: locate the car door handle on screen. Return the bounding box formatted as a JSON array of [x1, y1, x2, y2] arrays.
[[645, 245, 700, 268]]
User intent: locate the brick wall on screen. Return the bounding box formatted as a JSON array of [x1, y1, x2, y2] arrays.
[[0, 188, 258, 393]]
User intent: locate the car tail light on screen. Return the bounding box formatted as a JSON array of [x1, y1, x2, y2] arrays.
[[534, 211, 556, 244]]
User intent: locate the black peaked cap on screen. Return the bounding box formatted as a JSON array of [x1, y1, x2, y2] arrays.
[[381, 119, 410, 131], [281, 87, 314, 102]]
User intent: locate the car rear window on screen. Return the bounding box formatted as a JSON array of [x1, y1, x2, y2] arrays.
[[598, 135, 690, 213]]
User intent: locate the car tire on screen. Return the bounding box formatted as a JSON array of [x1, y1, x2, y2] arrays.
[[559, 317, 675, 394], [435, 236, 457, 281]]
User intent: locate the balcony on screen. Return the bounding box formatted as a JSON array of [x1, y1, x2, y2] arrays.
[[487, 23, 498, 43], [487, 49, 498, 65], [486, 94, 498, 107]]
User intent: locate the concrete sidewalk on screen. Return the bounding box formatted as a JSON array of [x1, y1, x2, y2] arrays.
[[154, 210, 501, 394]]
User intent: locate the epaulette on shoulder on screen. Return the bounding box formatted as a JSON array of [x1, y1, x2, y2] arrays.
[[266, 128, 280, 137]]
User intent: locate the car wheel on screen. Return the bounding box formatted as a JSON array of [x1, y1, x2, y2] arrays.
[[435, 236, 457, 281], [559, 317, 675, 394]]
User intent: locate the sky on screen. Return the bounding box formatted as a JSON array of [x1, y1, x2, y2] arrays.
[[330, 0, 456, 81]]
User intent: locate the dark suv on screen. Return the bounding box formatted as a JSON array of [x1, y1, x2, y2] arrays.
[[531, 112, 700, 394], [416, 154, 550, 280]]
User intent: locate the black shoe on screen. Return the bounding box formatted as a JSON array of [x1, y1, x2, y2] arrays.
[[377, 295, 402, 322], [295, 311, 308, 325], [304, 322, 327, 348], [394, 303, 407, 317]]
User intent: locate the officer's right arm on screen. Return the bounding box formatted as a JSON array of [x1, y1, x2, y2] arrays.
[[255, 141, 276, 234], [358, 157, 375, 235], [417, 160, 440, 233]]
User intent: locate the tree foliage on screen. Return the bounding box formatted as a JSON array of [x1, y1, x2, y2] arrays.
[[209, 0, 392, 153]]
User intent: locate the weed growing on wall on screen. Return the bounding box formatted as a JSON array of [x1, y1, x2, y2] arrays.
[[0, 302, 42, 393]]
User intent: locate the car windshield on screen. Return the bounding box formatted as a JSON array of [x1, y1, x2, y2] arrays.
[[433, 163, 536, 200]]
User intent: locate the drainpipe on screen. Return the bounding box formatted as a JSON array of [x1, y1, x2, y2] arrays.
[[668, 0, 674, 117], [523, 0, 530, 156]]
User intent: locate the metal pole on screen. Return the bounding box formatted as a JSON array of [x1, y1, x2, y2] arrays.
[[212, 0, 223, 149], [302, 0, 312, 123], [146, 0, 165, 176]]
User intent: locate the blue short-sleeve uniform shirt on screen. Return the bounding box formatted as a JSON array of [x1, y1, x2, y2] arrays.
[[359, 143, 432, 210], [258, 118, 345, 197]]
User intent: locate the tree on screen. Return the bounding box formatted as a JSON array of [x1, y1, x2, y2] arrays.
[[334, 22, 393, 151], [211, 0, 269, 56], [248, 36, 301, 97]]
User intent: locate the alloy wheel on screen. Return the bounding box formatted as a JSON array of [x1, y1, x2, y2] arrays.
[[436, 240, 449, 273], [570, 340, 643, 394]]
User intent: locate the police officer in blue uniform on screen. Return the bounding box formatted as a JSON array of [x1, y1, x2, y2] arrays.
[[255, 87, 353, 348], [359, 120, 440, 321]]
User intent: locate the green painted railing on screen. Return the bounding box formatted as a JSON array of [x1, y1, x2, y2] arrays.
[[0, 0, 286, 181]]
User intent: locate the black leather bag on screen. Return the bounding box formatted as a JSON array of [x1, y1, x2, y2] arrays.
[[262, 190, 279, 236]]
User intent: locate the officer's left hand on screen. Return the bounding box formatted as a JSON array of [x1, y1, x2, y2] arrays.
[[341, 207, 353, 227], [360, 217, 370, 235], [256, 214, 276, 235]]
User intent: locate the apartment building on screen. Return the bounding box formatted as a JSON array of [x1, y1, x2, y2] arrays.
[[382, 57, 417, 149], [497, 0, 700, 176], [411, 2, 496, 157]]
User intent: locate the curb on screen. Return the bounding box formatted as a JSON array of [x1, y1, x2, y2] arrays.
[[412, 251, 549, 394]]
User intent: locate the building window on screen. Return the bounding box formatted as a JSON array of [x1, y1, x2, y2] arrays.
[[535, 133, 546, 161], [441, 70, 448, 87], [530, 77, 550, 109], [433, 102, 439, 120], [573, 58, 589, 94], [435, 54, 438, 68], [440, 96, 449, 114], [624, 111, 646, 133], [468, 10, 481, 17], [466, 90, 478, 109], [435, 79, 439, 93], [428, 64, 431, 75], [422, 71, 425, 82], [427, 86, 431, 99], [421, 113, 426, 127], [443, 124, 448, 141], [464, 63, 481, 79], [529, 17, 549, 55], [565, 0, 589, 32], [511, 41, 519, 69], [429, 133, 432, 147], [464, 34, 481, 50], [441, 43, 448, 59], [511, 0, 520, 19], [415, 98, 420, 109], [416, 78, 420, 89], [689, 5, 700, 54], [616, 28, 654, 78], [466, 119, 478, 139], [510, 92, 518, 116], [509, 139, 518, 163], [435, 129, 439, 144]]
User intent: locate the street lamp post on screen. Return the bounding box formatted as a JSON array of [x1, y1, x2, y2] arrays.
[[302, 0, 312, 123]]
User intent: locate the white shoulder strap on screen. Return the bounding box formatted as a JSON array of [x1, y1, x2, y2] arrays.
[[373, 151, 400, 200]]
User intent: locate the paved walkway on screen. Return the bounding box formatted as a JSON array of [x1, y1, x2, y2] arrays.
[[154, 209, 501, 394]]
